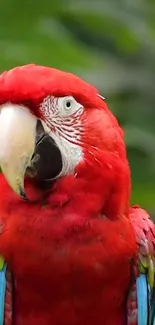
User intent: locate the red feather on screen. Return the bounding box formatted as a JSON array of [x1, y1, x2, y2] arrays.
[[0, 173, 137, 325]]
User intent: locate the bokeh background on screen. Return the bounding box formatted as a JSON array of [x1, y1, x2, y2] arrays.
[[1, 0, 155, 215]]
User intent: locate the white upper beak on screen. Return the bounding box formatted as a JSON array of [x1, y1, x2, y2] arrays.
[[0, 103, 37, 197]]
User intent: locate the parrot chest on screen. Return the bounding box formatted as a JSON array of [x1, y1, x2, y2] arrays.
[[0, 202, 137, 325], [13, 241, 132, 325]]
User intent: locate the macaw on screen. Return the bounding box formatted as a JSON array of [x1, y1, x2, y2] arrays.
[[0, 64, 154, 325]]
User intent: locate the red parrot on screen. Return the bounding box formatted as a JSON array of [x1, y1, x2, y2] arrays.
[[0, 64, 154, 325]]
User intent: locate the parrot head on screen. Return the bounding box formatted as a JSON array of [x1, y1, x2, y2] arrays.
[[0, 64, 130, 218]]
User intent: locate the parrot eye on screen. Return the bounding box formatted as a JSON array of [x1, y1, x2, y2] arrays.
[[65, 100, 71, 110], [58, 96, 83, 117]]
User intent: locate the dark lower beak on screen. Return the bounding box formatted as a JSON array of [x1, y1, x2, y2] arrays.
[[26, 120, 62, 182]]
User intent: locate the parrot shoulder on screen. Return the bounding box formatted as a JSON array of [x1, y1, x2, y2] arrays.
[[127, 205, 155, 325]]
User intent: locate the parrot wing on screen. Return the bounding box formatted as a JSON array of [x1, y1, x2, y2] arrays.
[[127, 205, 155, 325]]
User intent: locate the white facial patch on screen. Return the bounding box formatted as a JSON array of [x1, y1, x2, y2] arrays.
[[40, 96, 84, 177]]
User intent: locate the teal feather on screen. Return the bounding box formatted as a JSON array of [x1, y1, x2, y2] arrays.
[[136, 274, 148, 325], [0, 263, 7, 325]]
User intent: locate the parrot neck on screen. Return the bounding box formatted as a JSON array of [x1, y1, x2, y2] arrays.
[[1, 158, 130, 219]]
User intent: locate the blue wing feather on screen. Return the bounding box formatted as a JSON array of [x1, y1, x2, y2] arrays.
[[136, 274, 148, 325], [0, 263, 7, 325]]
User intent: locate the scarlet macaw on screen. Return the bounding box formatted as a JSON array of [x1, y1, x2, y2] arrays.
[[0, 64, 154, 325]]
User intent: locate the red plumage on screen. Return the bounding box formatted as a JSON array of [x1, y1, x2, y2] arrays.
[[0, 64, 154, 325]]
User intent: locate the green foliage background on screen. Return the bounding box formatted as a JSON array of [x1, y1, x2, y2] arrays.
[[1, 0, 155, 214]]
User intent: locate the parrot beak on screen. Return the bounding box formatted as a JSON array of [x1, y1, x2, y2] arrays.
[[0, 104, 37, 199], [0, 103, 62, 199]]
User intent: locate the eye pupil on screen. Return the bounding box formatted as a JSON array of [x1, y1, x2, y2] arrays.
[[66, 101, 71, 108]]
